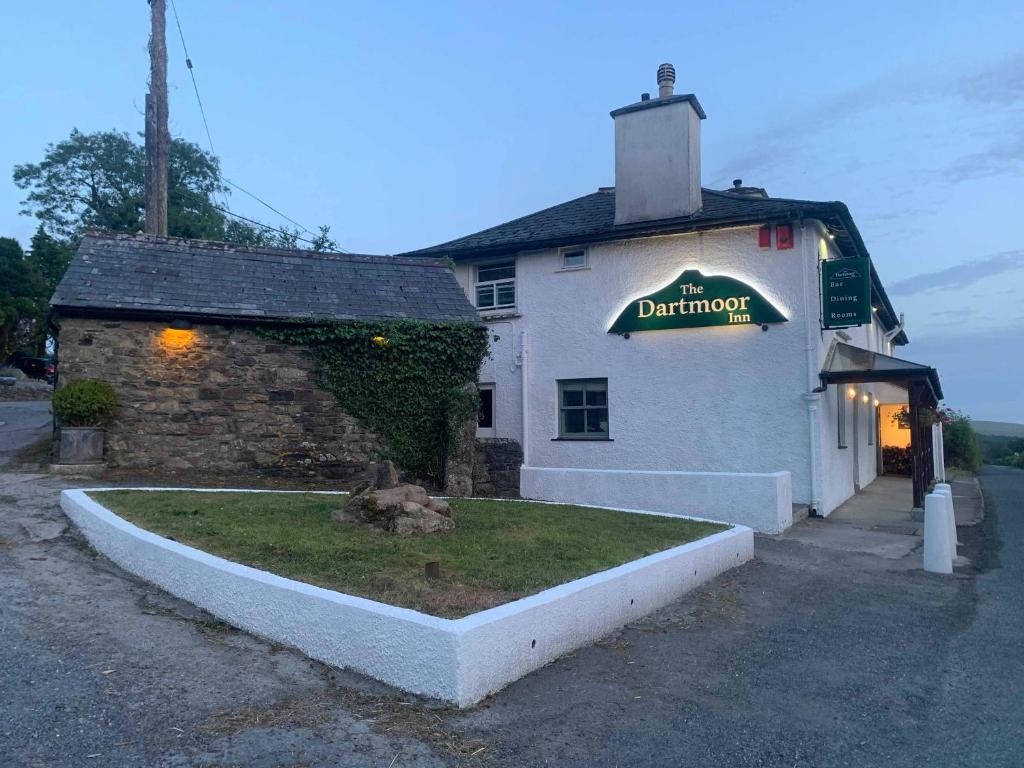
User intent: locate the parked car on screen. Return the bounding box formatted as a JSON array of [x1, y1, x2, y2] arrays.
[[9, 354, 55, 384]]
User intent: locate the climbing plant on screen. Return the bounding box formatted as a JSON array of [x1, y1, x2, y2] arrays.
[[258, 320, 489, 485]]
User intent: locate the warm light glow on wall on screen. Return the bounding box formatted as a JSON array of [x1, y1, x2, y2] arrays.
[[862, 393, 870, 404], [847, 386, 857, 400], [873, 398, 880, 407], [159, 327, 198, 351]]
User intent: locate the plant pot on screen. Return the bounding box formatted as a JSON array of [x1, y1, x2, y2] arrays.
[[59, 427, 105, 464]]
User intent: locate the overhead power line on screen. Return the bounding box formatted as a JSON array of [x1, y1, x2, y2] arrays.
[[211, 204, 340, 251], [173, 186, 340, 251], [168, 0, 216, 158], [221, 178, 320, 238], [166, 0, 336, 248]]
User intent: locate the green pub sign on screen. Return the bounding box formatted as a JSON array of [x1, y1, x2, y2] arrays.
[[608, 269, 787, 334], [821, 257, 871, 328]]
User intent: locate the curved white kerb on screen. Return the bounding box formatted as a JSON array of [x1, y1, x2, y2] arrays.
[[61, 489, 753, 707]]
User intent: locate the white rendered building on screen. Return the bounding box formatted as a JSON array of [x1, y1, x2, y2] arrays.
[[404, 64, 943, 533]]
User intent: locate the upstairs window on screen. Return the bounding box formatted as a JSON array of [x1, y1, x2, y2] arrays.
[[558, 378, 609, 439], [560, 247, 588, 270], [475, 261, 516, 309]]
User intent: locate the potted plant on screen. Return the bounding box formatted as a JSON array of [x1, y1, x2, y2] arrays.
[[52, 379, 118, 464]]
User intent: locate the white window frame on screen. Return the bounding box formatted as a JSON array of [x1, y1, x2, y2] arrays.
[[474, 260, 516, 310], [559, 246, 589, 271], [477, 383, 496, 438], [837, 386, 848, 449]]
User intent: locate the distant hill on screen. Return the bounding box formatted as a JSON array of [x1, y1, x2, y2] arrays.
[[973, 420, 1024, 438]]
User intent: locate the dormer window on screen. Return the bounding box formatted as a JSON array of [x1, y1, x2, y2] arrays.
[[475, 261, 516, 309], [560, 247, 588, 270]]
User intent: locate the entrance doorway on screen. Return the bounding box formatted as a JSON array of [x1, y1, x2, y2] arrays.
[[878, 403, 912, 476]]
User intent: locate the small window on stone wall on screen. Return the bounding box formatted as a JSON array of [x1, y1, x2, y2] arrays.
[[478, 383, 495, 437]]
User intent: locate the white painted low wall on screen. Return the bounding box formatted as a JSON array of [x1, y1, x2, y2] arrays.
[[520, 466, 793, 534], [61, 489, 753, 707]]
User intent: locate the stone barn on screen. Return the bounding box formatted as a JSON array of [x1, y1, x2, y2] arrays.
[[49, 231, 484, 487]]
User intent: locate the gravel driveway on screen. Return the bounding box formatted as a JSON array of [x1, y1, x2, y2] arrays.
[[1, 443, 1021, 766]]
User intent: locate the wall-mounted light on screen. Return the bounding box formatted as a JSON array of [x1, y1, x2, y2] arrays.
[[159, 318, 198, 351], [862, 393, 870, 404], [873, 398, 880, 407], [847, 386, 857, 400]]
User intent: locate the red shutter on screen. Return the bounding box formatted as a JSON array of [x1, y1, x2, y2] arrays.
[[758, 225, 771, 248], [776, 224, 794, 250]]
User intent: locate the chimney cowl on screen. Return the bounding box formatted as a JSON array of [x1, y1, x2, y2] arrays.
[[723, 179, 769, 199], [657, 63, 676, 99]]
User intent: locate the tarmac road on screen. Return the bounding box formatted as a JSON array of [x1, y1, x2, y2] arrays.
[[0, 443, 1021, 766], [0, 401, 51, 464]]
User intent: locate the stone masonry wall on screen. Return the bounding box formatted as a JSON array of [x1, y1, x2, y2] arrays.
[[56, 317, 381, 480], [472, 438, 523, 497]]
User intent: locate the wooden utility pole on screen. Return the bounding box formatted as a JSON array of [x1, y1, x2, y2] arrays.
[[144, 0, 169, 236]]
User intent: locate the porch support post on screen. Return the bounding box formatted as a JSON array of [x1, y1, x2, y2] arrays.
[[909, 381, 924, 510]]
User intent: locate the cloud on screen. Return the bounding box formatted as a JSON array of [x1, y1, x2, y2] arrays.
[[888, 249, 1024, 295], [907, 326, 1024, 420], [955, 55, 1024, 106], [947, 132, 1024, 182], [709, 55, 1024, 185], [930, 307, 976, 318]]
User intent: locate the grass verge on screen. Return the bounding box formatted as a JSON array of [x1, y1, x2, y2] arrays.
[[89, 490, 726, 618]]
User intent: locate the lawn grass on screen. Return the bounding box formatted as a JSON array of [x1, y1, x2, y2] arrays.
[[89, 490, 727, 618]]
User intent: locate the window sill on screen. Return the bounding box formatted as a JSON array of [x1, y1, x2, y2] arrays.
[[478, 309, 521, 321], [556, 265, 590, 273], [551, 437, 614, 442]]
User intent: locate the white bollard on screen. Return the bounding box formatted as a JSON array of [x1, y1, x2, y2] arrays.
[[923, 492, 953, 574], [934, 484, 960, 547]]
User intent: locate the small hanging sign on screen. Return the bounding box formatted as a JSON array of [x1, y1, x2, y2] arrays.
[[608, 269, 787, 334], [821, 257, 871, 328]]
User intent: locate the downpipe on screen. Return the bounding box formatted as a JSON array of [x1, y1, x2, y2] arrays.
[[801, 223, 824, 516]]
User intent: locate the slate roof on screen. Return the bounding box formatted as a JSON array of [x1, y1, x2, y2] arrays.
[[403, 188, 853, 258], [402, 186, 909, 344], [51, 231, 479, 324]]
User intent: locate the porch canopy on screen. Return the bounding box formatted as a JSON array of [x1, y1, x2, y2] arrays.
[[820, 342, 943, 404], [820, 342, 944, 508]]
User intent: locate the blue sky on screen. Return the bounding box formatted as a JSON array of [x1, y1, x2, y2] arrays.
[[1, 1, 1021, 421]]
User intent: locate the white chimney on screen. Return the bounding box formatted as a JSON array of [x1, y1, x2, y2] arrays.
[[611, 63, 706, 225]]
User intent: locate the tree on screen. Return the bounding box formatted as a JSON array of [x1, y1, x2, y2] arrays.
[[942, 409, 982, 473], [26, 226, 72, 297], [13, 128, 335, 250], [0, 238, 46, 360]]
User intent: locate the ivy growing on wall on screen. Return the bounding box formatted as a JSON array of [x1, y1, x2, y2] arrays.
[[257, 320, 489, 485]]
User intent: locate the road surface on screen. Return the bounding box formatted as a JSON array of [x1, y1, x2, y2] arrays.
[[0, 401, 50, 465], [0, 416, 1020, 767]]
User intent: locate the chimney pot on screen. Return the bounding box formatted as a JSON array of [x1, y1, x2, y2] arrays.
[[656, 62, 676, 99], [733, 178, 742, 188], [641, 92, 650, 101]]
